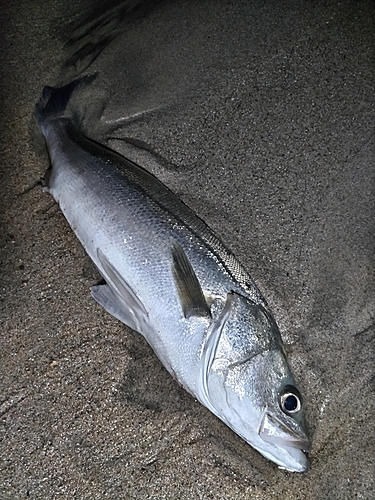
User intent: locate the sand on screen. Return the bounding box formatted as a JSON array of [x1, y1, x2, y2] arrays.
[[1, 0, 374, 498]]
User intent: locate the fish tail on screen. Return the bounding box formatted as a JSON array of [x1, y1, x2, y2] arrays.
[[35, 74, 97, 126]]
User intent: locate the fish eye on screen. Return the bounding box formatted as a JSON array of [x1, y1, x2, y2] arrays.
[[279, 385, 302, 414]]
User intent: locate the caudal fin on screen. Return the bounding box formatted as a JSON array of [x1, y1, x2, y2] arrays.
[[35, 74, 97, 126]]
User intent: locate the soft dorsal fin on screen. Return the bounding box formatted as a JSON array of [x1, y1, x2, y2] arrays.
[[171, 241, 211, 319]]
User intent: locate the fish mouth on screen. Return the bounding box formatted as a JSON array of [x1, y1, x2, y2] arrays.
[[259, 412, 311, 451], [258, 412, 311, 472]]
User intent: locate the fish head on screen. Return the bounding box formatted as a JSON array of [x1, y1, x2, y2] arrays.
[[197, 292, 310, 472]]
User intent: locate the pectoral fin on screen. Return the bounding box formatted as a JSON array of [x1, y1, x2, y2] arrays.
[[91, 284, 140, 332], [97, 247, 148, 318], [171, 241, 211, 319]]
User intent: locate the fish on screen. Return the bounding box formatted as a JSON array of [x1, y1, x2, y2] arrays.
[[36, 77, 310, 472]]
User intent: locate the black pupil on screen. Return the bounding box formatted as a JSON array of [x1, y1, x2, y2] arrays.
[[284, 395, 298, 412]]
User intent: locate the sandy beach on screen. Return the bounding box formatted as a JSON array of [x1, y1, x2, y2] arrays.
[[1, 1, 374, 498]]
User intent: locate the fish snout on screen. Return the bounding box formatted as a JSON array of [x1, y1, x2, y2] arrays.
[[259, 411, 311, 453]]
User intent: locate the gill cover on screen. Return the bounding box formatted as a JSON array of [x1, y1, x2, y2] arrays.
[[197, 292, 283, 414]]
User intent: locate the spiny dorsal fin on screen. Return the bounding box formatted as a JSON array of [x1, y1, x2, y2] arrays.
[[171, 241, 211, 319]]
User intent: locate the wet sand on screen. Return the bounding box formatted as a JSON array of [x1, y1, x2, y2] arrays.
[[1, 0, 374, 498]]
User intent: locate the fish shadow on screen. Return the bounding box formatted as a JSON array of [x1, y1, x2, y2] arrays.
[[116, 337, 194, 415]]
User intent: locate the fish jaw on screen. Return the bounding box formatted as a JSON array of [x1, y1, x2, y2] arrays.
[[253, 438, 309, 473], [258, 411, 311, 453], [258, 412, 310, 472]]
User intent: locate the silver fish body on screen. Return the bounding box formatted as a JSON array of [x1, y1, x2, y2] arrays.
[[36, 80, 310, 472]]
